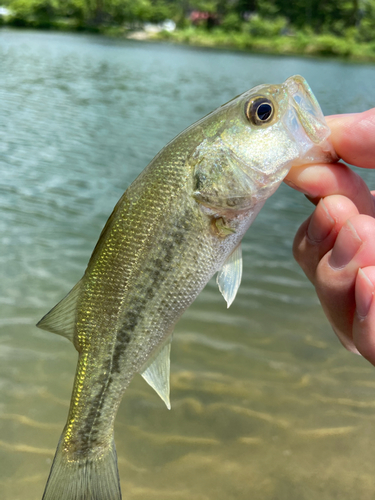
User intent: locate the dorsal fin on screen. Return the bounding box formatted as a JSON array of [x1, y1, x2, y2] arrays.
[[140, 338, 172, 409], [217, 243, 243, 308], [36, 279, 82, 343]]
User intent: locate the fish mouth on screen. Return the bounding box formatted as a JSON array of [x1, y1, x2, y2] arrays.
[[282, 75, 339, 164]]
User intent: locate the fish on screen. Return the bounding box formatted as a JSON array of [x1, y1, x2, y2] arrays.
[[37, 75, 337, 500]]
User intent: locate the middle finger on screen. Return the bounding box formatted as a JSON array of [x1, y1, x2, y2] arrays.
[[293, 195, 360, 283]]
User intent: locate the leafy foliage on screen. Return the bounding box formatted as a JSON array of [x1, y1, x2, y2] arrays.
[[2, 0, 375, 59]]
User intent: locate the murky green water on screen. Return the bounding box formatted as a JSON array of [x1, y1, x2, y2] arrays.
[[1, 28, 375, 500]]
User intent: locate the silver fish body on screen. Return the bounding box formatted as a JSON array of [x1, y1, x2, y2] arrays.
[[37, 75, 336, 500]]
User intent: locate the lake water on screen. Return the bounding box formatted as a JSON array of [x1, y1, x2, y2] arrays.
[[1, 28, 375, 500]]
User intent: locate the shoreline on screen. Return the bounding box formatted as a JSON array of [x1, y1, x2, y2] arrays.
[[2, 21, 375, 63], [150, 28, 375, 63]]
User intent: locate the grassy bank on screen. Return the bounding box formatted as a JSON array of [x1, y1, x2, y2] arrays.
[[151, 27, 375, 62], [1, 16, 375, 62]]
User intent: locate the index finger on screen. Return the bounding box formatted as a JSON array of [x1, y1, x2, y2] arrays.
[[327, 108, 375, 169]]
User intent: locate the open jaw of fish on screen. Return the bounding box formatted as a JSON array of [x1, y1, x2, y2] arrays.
[[36, 75, 338, 500]]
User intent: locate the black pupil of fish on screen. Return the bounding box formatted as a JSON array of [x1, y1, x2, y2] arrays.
[[256, 103, 273, 121]]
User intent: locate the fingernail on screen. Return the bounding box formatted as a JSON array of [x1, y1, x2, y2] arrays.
[[307, 199, 334, 243], [356, 268, 374, 319], [329, 221, 362, 270], [332, 326, 362, 355]]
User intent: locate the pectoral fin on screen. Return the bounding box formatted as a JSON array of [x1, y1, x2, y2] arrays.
[[36, 279, 82, 343], [217, 244, 242, 308], [140, 338, 172, 409]]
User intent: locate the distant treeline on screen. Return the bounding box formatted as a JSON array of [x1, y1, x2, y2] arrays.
[[1, 0, 375, 59], [2, 0, 375, 37], [2, 0, 180, 26]]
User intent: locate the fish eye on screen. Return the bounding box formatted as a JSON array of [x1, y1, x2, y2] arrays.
[[245, 97, 275, 125]]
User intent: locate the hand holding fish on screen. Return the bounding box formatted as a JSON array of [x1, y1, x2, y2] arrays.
[[285, 108, 375, 365]]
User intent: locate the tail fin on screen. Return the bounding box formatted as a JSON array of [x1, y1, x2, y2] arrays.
[[42, 434, 122, 500]]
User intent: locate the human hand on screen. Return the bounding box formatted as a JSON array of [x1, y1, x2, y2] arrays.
[[284, 109, 375, 365]]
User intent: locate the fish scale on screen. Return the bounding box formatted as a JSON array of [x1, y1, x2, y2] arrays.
[[64, 134, 215, 456], [37, 75, 337, 500]]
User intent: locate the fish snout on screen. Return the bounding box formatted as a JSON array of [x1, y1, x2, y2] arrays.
[[282, 75, 339, 165]]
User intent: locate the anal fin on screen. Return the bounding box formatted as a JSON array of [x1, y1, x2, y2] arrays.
[[217, 244, 242, 308], [140, 338, 172, 410], [36, 279, 82, 343]]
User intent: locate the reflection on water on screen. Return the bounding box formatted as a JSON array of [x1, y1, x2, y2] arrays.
[[1, 28, 375, 500]]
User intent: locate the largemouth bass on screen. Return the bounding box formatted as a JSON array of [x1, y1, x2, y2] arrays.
[[37, 75, 336, 500]]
